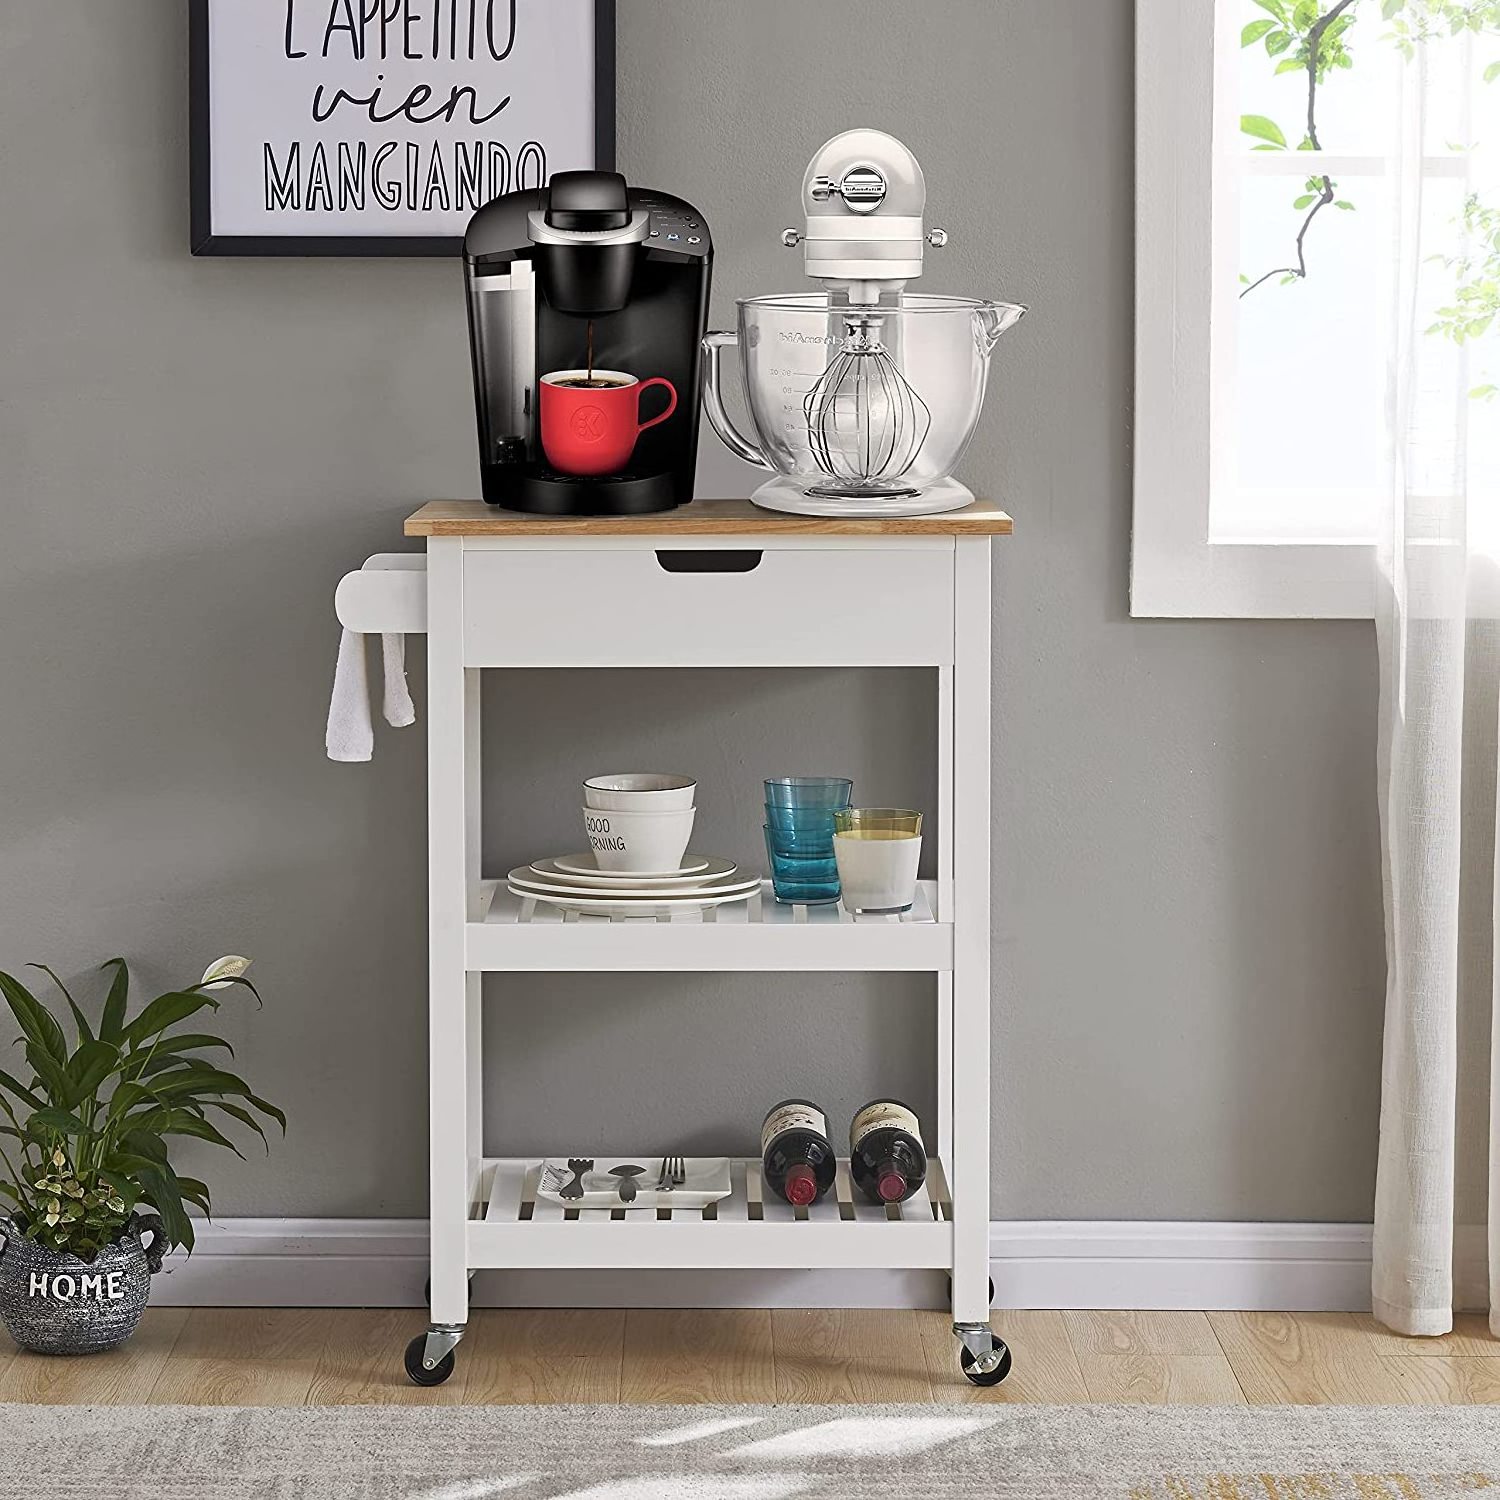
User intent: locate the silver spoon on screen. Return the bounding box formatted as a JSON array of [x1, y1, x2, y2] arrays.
[[610, 1164, 646, 1203]]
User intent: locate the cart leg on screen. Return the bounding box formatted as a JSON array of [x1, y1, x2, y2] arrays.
[[936, 664, 955, 1167], [422, 538, 472, 1375], [950, 537, 1005, 1384]]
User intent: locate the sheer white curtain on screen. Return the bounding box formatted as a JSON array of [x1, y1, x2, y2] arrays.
[[1372, 30, 1500, 1338]]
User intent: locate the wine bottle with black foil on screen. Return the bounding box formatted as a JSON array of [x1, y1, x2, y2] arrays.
[[849, 1098, 928, 1205], [761, 1099, 837, 1207]]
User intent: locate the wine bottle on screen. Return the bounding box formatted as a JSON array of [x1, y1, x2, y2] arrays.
[[849, 1098, 927, 1205], [761, 1099, 836, 1206]]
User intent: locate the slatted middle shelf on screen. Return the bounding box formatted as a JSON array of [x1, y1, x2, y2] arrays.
[[465, 879, 952, 972], [464, 1157, 955, 1271]]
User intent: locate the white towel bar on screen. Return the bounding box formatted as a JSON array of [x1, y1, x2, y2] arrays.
[[335, 554, 427, 634]]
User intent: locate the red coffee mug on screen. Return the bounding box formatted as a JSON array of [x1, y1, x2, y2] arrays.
[[539, 369, 679, 477]]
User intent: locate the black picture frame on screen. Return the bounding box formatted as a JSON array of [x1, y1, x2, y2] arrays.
[[189, 0, 616, 257]]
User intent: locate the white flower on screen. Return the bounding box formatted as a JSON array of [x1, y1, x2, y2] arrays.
[[201, 955, 252, 990]]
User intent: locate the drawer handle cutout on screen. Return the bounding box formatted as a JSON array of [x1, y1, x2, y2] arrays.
[[655, 550, 763, 574]]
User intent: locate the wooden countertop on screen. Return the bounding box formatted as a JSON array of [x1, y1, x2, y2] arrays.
[[405, 497, 1013, 537]]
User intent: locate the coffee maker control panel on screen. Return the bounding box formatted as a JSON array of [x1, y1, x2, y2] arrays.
[[634, 192, 711, 255]]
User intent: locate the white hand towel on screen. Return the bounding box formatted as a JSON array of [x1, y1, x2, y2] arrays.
[[382, 632, 416, 728], [326, 628, 375, 762]]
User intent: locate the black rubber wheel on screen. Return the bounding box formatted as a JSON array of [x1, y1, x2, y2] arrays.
[[404, 1333, 456, 1387], [946, 1273, 996, 1305], [960, 1335, 1012, 1388]]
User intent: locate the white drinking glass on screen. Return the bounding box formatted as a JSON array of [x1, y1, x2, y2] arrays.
[[833, 809, 923, 913]]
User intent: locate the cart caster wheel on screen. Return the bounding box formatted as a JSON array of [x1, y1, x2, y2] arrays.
[[423, 1272, 475, 1308], [404, 1334, 456, 1387], [960, 1335, 1012, 1387], [946, 1274, 996, 1305]]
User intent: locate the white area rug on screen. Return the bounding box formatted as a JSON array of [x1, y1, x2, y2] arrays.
[[1, 1403, 1498, 1499]]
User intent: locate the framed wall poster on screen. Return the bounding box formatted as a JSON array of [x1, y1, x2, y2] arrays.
[[190, 0, 615, 256]]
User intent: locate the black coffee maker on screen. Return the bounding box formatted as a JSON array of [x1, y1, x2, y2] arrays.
[[462, 171, 712, 514]]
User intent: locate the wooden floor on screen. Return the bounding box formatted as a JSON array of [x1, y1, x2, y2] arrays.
[[3, 1309, 1499, 1406]]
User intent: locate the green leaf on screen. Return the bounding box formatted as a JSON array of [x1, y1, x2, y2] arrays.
[[1485, 61, 1500, 84], [152, 1033, 234, 1059], [25, 1043, 70, 1107], [118, 1130, 168, 1165], [27, 1106, 90, 1137], [1293, 0, 1317, 29], [1242, 18, 1277, 45], [28, 964, 93, 1047], [1381, 0, 1405, 17], [131, 1045, 234, 1081], [247, 1094, 287, 1134], [106, 1079, 163, 1121], [1335, 200, 1356, 210], [150, 1064, 259, 1100], [120, 990, 220, 1051], [203, 1098, 269, 1148], [176, 1176, 212, 1215], [1275, 55, 1306, 73], [1266, 29, 1295, 55], [65, 1039, 122, 1107], [99, 959, 129, 1043], [1470, 384, 1498, 400], [1293, 193, 1318, 209], [0, 1068, 44, 1112], [1241, 114, 1288, 149], [133, 1162, 193, 1253], [191, 972, 261, 1006], [0, 970, 67, 1064], [129, 1108, 243, 1155], [1252, 0, 1288, 17]]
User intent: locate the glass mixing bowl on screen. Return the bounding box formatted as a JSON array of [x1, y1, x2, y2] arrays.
[[701, 293, 1024, 501]]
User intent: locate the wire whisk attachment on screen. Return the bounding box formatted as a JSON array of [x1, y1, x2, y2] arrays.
[[802, 318, 932, 493]]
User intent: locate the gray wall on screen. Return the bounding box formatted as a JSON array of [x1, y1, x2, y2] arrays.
[[0, 0, 1385, 1224]]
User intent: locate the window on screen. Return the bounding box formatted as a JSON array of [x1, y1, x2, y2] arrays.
[[1133, 0, 1500, 618]]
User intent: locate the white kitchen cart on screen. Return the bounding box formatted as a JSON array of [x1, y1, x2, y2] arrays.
[[375, 497, 1012, 1388]]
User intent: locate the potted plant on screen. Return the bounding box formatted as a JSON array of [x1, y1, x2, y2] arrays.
[[0, 956, 283, 1355]]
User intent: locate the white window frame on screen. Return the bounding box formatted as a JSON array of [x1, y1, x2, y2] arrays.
[[1133, 0, 1377, 619]]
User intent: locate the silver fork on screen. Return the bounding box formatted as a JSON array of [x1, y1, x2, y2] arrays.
[[655, 1155, 686, 1191]]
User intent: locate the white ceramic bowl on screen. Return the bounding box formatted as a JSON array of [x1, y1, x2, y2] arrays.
[[581, 804, 696, 873], [583, 773, 697, 811]]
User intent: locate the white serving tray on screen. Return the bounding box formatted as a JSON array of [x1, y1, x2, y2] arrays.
[[537, 1156, 732, 1211]]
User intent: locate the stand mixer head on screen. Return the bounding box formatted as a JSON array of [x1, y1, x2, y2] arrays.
[[784, 128, 946, 304]]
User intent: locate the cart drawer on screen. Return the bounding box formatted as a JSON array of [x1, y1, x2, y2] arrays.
[[460, 544, 955, 666]]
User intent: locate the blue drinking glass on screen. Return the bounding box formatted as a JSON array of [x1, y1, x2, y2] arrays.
[[763, 777, 854, 810], [764, 804, 841, 840], [764, 825, 842, 905]]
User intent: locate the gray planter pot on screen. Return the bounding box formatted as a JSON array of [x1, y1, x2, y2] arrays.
[[0, 1213, 165, 1355]]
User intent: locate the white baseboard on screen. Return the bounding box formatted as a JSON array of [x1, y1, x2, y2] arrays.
[[147, 1219, 1377, 1312]]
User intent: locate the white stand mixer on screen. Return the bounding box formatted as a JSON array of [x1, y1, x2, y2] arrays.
[[701, 129, 1024, 518]]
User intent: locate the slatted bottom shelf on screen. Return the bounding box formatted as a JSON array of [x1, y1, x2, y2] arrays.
[[462, 1156, 955, 1271]]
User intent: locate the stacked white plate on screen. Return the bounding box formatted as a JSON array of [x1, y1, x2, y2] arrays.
[[507, 853, 761, 916]]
